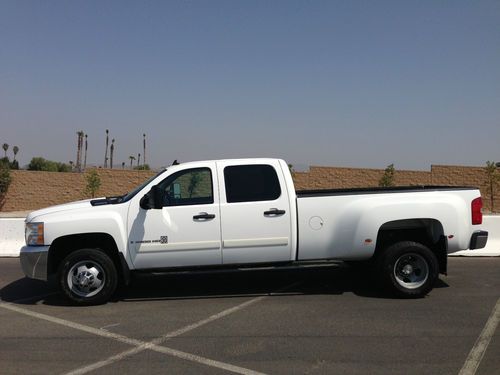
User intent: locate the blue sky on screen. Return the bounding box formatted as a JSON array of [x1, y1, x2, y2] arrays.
[[1, 1, 499, 170]]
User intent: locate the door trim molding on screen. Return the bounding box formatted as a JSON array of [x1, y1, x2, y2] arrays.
[[136, 240, 221, 253], [223, 237, 289, 249]]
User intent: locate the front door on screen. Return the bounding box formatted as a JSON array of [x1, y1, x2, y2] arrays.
[[217, 161, 292, 264], [128, 162, 222, 269]]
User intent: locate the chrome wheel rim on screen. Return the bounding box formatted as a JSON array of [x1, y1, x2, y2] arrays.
[[67, 260, 106, 298], [393, 253, 429, 289]]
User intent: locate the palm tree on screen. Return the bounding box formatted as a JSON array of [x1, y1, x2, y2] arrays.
[[137, 153, 141, 167], [80, 131, 85, 170], [143, 133, 146, 167], [122, 161, 125, 169], [12, 146, 19, 161], [76, 131, 84, 172], [129, 155, 136, 169], [104, 129, 109, 168], [2, 143, 8, 158], [110, 139, 115, 169], [75, 132, 80, 170], [83, 134, 88, 169]]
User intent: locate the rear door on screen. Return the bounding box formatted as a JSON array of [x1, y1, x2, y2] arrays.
[[217, 160, 292, 264]]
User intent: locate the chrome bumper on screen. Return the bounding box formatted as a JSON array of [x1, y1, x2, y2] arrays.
[[20, 246, 49, 281]]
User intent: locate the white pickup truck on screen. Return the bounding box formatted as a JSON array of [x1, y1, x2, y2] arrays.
[[21, 158, 488, 305]]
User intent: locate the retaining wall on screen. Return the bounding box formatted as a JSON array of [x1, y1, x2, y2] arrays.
[[294, 165, 500, 213], [1, 169, 156, 212], [1, 164, 500, 213]]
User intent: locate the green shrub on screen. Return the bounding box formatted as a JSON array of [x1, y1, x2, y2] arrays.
[[133, 164, 151, 170], [379, 164, 395, 187], [0, 159, 11, 195], [28, 157, 72, 172], [84, 169, 101, 198]]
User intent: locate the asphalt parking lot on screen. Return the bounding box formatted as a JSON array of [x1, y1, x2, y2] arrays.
[[0, 257, 499, 375]]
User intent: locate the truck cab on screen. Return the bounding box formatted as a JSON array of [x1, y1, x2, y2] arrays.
[[128, 159, 296, 269]]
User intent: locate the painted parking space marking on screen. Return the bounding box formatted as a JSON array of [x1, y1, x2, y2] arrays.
[[458, 298, 500, 375], [0, 301, 146, 346], [0, 299, 265, 375], [64, 293, 274, 375], [65, 282, 300, 374], [0, 282, 300, 375], [67, 344, 266, 375]]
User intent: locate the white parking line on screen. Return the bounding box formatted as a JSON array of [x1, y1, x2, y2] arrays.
[[0, 282, 300, 374], [0, 301, 147, 347], [66, 283, 300, 375], [64, 293, 274, 375], [458, 298, 500, 375], [0, 300, 265, 375], [69, 344, 266, 375]]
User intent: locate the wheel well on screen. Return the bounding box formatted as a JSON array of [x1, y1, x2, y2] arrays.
[[48, 233, 126, 281], [375, 219, 448, 274]]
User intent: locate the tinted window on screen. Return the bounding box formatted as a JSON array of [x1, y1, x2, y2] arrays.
[[158, 168, 213, 206], [224, 165, 281, 203]]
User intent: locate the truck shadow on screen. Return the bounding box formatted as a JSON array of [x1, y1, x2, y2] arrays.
[[1, 264, 449, 306]]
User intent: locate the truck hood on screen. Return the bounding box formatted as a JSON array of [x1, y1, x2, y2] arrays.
[[26, 199, 99, 223]]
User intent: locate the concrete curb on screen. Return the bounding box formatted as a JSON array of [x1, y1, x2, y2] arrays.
[[1, 215, 499, 257]]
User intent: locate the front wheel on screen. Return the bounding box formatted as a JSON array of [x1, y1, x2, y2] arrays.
[[59, 249, 118, 305], [378, 241, 438, 298]]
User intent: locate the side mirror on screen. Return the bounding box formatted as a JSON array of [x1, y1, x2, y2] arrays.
[[140, 185, 164, 210]]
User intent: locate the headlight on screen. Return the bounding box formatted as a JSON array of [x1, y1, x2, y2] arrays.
[[25, 222, 44, 246]]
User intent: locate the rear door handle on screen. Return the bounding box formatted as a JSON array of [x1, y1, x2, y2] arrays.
[[264, 209, 286, 217], [193, 212, 216, 220]]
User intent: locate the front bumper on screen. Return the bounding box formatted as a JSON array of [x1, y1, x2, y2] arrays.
[[470, 231, 488, 250], [20, 246, 49, 281]]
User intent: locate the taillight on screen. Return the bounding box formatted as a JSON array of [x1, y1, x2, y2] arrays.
[[471, 197, 483, 225]]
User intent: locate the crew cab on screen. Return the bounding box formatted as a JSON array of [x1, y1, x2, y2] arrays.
[[20, 158, 488, 304]]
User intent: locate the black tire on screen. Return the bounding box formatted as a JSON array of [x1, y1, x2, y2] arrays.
[[378, 241, 438, 298], [58, 249, 118, 305]]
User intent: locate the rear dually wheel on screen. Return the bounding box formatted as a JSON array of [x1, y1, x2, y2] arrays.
[[378, 241, 438, 298]]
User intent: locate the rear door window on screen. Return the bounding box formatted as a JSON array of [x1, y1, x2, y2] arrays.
[[224, 165, 281, 203]]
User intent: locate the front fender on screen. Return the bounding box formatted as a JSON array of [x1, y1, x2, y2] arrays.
[[41, 204, 131, 267]]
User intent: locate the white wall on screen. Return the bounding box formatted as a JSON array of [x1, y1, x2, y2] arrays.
[[0, 216, 499, 257], [0, 218, 25, 257], [450, 215, 500, 257]]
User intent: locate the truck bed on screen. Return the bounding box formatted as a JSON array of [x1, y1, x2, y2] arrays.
[[295, 185, 481, 261]]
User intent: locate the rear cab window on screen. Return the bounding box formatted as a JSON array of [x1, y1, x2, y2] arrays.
[[224, 164, 281, 203]]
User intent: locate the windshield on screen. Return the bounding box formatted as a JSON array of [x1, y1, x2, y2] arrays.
[[120, 169, 167, 202]]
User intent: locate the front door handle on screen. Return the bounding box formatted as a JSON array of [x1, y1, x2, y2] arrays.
[[264, 209, 286, 217], [193, 212, 216, 220]]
